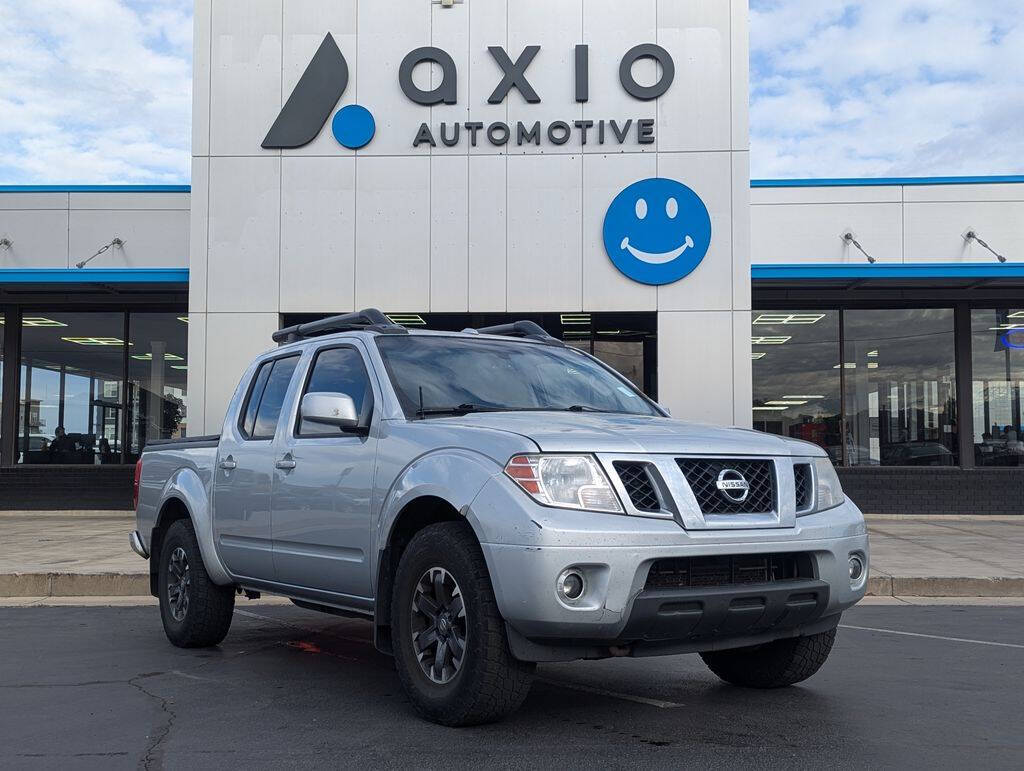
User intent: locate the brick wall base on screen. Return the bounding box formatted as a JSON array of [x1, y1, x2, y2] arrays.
[[837, 467, 1024, 515], [0, 466, 134, 511]]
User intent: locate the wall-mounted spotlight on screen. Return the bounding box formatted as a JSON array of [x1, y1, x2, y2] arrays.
[[841, 230, 875, 263], [76, 237, 125, 269], [0, 237, 12, 250], [963, 228, 1007, 263]]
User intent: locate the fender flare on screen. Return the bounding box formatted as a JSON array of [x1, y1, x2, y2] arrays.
[[155, 467, 232, 586]]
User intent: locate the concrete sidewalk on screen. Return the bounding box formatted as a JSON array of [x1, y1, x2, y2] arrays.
[[1, 511, 1022, 597]]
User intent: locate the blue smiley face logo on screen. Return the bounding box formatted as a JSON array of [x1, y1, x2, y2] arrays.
[[602, 178, 712, 285]]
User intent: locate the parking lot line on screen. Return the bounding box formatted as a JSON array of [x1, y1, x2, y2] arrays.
[[840, 624, 1024, 650]]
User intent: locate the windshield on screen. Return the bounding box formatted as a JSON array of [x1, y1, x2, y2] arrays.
[[375, 335, 660, 418]]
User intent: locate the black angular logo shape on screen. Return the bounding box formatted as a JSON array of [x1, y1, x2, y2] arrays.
[[262, 33, 349, 149]]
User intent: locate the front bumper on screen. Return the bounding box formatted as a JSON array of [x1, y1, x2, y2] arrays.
[[473, 480, 868, 661]]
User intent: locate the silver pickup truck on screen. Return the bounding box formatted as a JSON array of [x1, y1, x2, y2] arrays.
[[132, 309, 868, 726]]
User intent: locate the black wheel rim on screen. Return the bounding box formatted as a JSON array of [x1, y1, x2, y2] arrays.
[[167, 546, 191, 622], [410, 567, 467, 685]]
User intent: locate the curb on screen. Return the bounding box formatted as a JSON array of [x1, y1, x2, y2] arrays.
[[0, 573, 149, 597], [867, 575, 1024, 597], [2, 572, 1024, 598]]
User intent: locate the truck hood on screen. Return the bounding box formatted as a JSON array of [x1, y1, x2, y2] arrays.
[[431, 412, 820, 456]]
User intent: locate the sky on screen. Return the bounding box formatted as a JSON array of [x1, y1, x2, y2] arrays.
[[0, 0, 1021, 184]]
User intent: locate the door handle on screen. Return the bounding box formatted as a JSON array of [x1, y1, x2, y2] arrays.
[[275, 458, 297, 470], [219, 458, 237, 470]]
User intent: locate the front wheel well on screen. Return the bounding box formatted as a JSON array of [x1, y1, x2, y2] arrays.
[[149, 498, 191, 596], [374, 496, 474, 654]]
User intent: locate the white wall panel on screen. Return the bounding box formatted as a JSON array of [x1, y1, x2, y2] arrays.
[[189, 158, 209, 312], [658, 310, 734, 425], [0, 193, 67, 210], [656, 0, 731, 152], [750, 202, 903, 264], [356, 0, 431, 156], [506, 154, 582, 310], [0, 211, 69, 267], [206, 157, 281, 312], [904, 183, 1024, 203], [904, 201, 1024, 263], [467, 0, 508, 156], [751, 185, 901, 205], [210, 0, 282, 156], [581, 0, 657, 156], [283, 0, 358, 157], [202, 313, 279, 434], [192, 0, 212, 157], [280, 156, 356, 313], [69, 193, 189, 210], [467, 155, 507, 311], [581, 153, 657, 310], [730, 0, 749, 151], [185, 311, 207, 435], [430, 155, 469, 311], [732, 310, 752, 427], [354, 155, 430, 310], [69, 211, 189, 269], [656, 152, 734, 311], [429, 0, 471, 157], [507, 0, 584, 154], [732, 151, 751, 310]]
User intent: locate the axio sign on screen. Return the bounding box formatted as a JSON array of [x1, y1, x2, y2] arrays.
[[262, 33, 675, 150], [263, 33, 711, 287]]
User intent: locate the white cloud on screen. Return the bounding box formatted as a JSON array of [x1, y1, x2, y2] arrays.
[[750, 0, 1024, 178], [0, 0, 191, 184]]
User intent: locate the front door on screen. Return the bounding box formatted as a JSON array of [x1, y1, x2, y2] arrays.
[[212, 354, 301, 581], [271, 343, 377, 601]]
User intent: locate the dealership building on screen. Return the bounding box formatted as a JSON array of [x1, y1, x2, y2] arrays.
[[2, 0, 1023, 514]]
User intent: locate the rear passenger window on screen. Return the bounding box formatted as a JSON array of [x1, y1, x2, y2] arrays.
[[298, 347, 373, 436], [240, 355, 300, 439]]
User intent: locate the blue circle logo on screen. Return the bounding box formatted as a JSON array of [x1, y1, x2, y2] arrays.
[[332, 104, 375, 149], [602, 178, 712, 285]]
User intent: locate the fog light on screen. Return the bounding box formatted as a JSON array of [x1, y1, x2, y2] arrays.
[[557, 569, 585, 602], [848, 554, 864, 582]]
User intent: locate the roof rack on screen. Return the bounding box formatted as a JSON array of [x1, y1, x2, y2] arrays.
[[272, 308, 406, 344], [470, 320, 563, 345]]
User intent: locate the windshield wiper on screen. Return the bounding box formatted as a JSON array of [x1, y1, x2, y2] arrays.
[[415, 403, 507, 418]]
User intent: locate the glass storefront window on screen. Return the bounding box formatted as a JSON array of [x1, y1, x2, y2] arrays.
[[751, 311, 842, 461], [971, 309, 1024, 466], [127, 313, 189, 462], [843, 309, 957, 466], [18, 312, 126, 464]]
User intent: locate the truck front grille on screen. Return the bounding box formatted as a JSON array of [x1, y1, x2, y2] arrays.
[[644, 553, 814, 590], [613, 461, 661, 512], [794, 462, 813, 511], [677, 458, 776, 514]]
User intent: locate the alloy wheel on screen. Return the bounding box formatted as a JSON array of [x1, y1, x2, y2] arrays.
[[167, 546, 191, 622], [410, 567, 467, 684]]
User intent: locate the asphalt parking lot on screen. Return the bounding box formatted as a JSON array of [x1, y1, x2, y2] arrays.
[[1, 602, 1021, 769]]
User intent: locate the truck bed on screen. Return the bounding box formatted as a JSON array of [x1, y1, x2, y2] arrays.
[[142, 435, 220, 452]]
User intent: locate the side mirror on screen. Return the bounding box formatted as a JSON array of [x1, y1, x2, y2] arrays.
[[300, 392, 360, 429]]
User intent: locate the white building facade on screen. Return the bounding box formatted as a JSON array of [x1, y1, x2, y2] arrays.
[[2, 0, 1024, 513]]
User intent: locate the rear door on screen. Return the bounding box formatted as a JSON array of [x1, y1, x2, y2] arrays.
[[212, 353, 301, 581], [270, 342, 378, 601]]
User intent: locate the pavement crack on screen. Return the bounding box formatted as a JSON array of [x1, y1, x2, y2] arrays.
[[128, 673, 176, 771]]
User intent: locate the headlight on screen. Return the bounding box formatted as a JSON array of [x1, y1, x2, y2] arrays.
[[801, 456, 845, 516], [505, 454, 623, 513]]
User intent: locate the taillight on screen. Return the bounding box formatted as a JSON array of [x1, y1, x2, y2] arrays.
[[133, 458, 143, 510]]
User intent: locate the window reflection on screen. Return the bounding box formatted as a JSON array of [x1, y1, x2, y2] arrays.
[[971, 309, 1024, 466], [843, 309, 957, 466], [18, 312, 125, 464], [127, 313, 189, 462], [751, 311, 841, 462]]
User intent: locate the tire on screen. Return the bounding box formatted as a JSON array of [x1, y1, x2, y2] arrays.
[[158, 519, 235, 648], [391, 522, 535, 726], [700, 628, 837, 689]]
